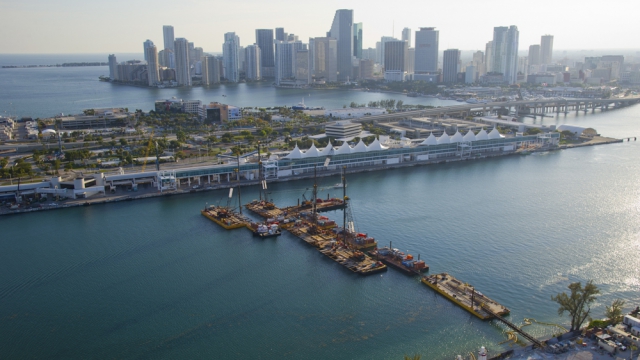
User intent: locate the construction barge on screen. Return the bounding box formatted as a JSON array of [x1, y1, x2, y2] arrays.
[[201, 205, 251, 230], [421, 272, 510, 320], [369, 244, 428, 275]]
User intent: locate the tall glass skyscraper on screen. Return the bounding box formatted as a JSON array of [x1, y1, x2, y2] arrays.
[[353, 23, 363, 59], [329, 9, 353, 81], [223, 32, 240, 82], [174, 38, 191, 86], [414, 27, 439, 73]]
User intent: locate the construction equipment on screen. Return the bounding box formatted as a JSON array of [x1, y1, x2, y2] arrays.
[[140, 132, 157, 173]]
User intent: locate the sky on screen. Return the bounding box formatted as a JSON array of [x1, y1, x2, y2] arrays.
[[1, 0, 637, 54]]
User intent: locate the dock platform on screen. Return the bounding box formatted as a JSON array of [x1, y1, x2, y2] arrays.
[[201, 206, 251, 230], [421, 272, 509, 320]]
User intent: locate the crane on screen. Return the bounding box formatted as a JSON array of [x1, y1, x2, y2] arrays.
[[140, 132, 158, 173]]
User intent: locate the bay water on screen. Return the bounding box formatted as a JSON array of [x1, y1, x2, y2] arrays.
[[0, 55, 639, 359]]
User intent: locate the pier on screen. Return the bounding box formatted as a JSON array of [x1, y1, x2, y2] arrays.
[[481, 305, 546, 349]]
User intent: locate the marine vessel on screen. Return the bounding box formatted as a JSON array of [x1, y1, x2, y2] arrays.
[[370, 243, 428, 275]]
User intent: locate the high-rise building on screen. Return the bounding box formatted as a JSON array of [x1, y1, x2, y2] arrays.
[[174, 38, 191, 86], [528, 45, 541, 66], [202, 56, 221, 85], [163, 25, 175, 51], [312, 37, 337, 82], [402, 27, 411, 45], [353, 23, 363, 59], [143, 40, 154, 62], [329, 9, 354, 81], [384, 40, 408, 71], [540, 35, 553, 65], [145, 45, 160, 86], [275, 40, 306, 85], [255, 29, 275, 77], [414, 28, 439, 73], [485, 41, 493, 73], [465, 65, 476, 84], [375, 42, 382, 64], [188, 42, 196, 65], [245, 44, 261, 81], [275, 28, 286, 41], [223, 32, 240, 82], [491, 26, 519, 84], [108, 54, 118, 80], [407, 48, 415, 74], [194, 47, 204, 62], [295, 49, 310, 85], [472, 50, 485, 76], [158, 50, 166, 67], [358, 59, 374, 79], [379, 36, 397, 68], [443, 49, 460, 83]]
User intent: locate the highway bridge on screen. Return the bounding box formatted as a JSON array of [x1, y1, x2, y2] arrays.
[[354, 96, 640, 124]]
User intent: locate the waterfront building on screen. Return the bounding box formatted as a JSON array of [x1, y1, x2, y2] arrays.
[[174, 38, 191, 86], [275, 28, 286, 41], [188, 42, 196, 65], [145, 45, 160, 87], [407, 48, 415, 75], [108, 54, 118, 80], [353, 23, 363, 59], [163, 25, 175, 51], [295, 49, 310, 85], [528, 44, 541, 66], [202, 56, 221, 85], [358, 59, 374, 80], [491, 26, 519, 84], [540, 35, 553, 65], [223, 32, 240, 82], [143, 40, 154, 62], [195, 47, 204, 62], [244, 44, 261, 81], [485, 41, 493, 74], [329, 9, 354, 81], [116, 61, 147, 83], [275, 40, 306, 86], [325, 120, 362, 139], [255, 29, 275, 78], [384, 40, 408, 81], [414, 28, 439, 74], [443, 49, 460, 83], [312, 37, 337, 82]]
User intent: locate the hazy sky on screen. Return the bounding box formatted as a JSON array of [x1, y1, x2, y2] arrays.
[[1, 0, 636, 54]]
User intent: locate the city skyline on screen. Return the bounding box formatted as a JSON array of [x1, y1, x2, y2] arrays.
[[1, 0, 637, 54]]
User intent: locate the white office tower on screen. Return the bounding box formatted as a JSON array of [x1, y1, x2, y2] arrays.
[[174, 38, 191, 86], [145, 45, 160, 86], [401, 27, 411, 45], [188, 42, 196, 65], [108, 54, 118, 80], [491, 25, 519, 84], [329, 9, 354, 81], [245, 45, 261, 80], [465, 65, 476, 83], [143, 40, 154, 62], [202, 56, 221, 85], [528, 44, 541, 66], [383, 40, 408, 81], [414, 27, 439, 73], [540, 35, 554, 65], [275, 40, 306, 85], [163, 26, 174, 51], [485, 41, 493, 73], [313, 37, 338, 82], [194, 47, 204, 63], [223, 32, 240, 82]]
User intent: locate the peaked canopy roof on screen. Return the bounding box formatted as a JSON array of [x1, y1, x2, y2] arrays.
[[450, 131, 464, 143], [475, 129, 489, 141], [319, 141, 333, 156], [437, 132, 450, 144], [334, 141, 352, 155], [352, 139, 368, 153], [285, 144, 303, 159], [420, 132, 438, 146], [303, 144, 320, 158], [488, 127, 502, 139], [463, 130, 476, 142], [366, 138, 388, 151]]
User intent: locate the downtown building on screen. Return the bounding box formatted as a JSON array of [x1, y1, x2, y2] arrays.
[[443, 49, 460, 83], [202, 56, 221, 85], [329, 9, 354, 81], [163, 25, 175, 69], [540, 35, 553, 65], [255, 29, 275, 78], [383, 40, 408, 81], [312, 37, 338, 83], [413, 27, 439, 81], [491, 25, 519, 84], [244, 44, 261, 81], [174, 38, 191, 86], [223, 32, 240, 82], [274, 40, 308, 86], [145, 44, 160, 86]]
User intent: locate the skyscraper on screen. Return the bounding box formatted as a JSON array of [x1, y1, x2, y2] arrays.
[[485, 41, 493, 73], [540, 35, 553, 65], [174, 38, 191, 86], [312, 37, 337, 82], [275, 28, 286, 41], [384, 40, 408, 72], [145, 45, 160, 86], [244, 44, 261, 81], [223, 32, 240, 82], [188, 42, 196, 65], [491, 26, 519, 84], [108, 54, 118, 80], [163, 26, 175, 51], [143, 40, 154, 62], [401, 27, 411, 46], [414, 27, 439, 73], [202, 56, 221, 85], [194, 47, 204, 62], [329, 9, 354, 81], [528, 44, 541, 66], [443, 49, 460, 83], [275, 40, 305, 85], [379, 36, 397, 68], [255, 29, 275, 77], [353, 23, 363, 59]]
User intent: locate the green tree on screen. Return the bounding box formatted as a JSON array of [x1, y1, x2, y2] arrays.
[[120, 138, 128, 146], [604, 299, 625, 324], [551, 280, 600, 331]]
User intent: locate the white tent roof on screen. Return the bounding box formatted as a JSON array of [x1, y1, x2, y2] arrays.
[[450, 131, 464, 143], [41, 129, 57, 135], [352, 139, 368, 153], [463, 129, 476, 142], [437, 132, 450, 144], [488, 127, 502, 139], [366, 138, 388, 151], [303, 144, 320, 158], [284, 144, 303, 159], [420, 132, 438, 146], [475, 129, 489, 141], [319, 141, 333, 156], [334, 141, 352, 155]]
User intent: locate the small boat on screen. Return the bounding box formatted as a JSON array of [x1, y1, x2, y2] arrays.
[[333, 183, 346, 188], [253, 223, 282, 238]]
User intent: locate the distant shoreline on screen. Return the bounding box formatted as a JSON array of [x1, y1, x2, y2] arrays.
[[2, 62, 108, 69]]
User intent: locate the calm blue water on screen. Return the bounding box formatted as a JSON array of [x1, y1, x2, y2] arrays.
[[0, 53, 455, 119], [1, 56, 639, 359]]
